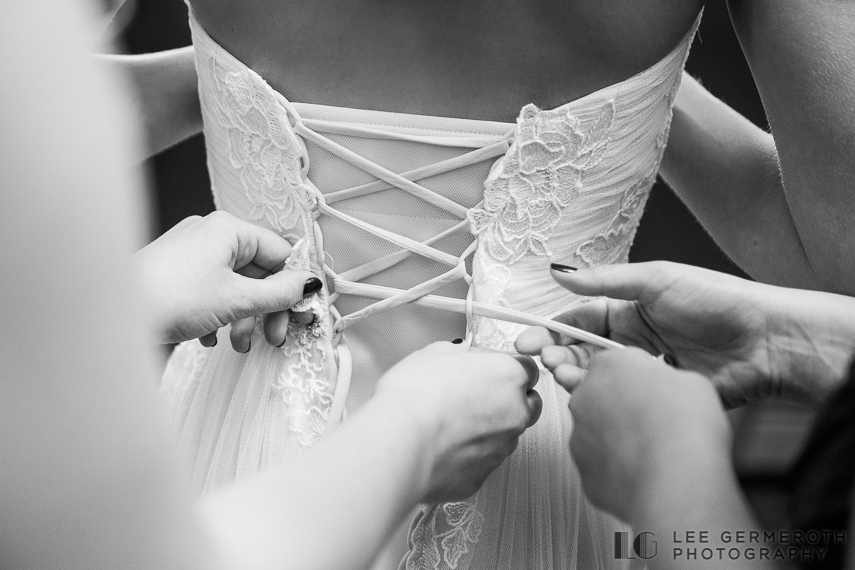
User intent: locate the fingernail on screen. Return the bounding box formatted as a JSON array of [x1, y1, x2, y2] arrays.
[[512, 354, 540, 385], [303, 277, 323, 297], [550, 263, 578, 273], [663, 354, 679, 368], [451, 338, 464, 344]]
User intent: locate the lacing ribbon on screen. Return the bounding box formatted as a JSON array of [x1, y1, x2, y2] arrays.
[[274, 96, 623, 427]]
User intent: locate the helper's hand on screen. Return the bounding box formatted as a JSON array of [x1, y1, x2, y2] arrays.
[[517, 261, 855, 408], [569, 348, 731, 524], [374, 341, 543, 503], [134, 212, 322, 347]]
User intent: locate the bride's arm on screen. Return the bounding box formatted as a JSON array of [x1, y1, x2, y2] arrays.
[[96, 47, 202, 159], [660, 0, 855, 295], [658, 74, 815, 290], [728, 0, 855, 295]]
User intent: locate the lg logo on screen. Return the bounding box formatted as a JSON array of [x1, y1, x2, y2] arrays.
[[614, 532, 658, 560]]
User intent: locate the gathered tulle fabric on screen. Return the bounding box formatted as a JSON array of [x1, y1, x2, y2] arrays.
[[161, 7, 699, 569]]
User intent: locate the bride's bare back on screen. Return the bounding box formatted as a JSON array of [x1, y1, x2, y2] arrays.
[[190, 0, 704, 121]]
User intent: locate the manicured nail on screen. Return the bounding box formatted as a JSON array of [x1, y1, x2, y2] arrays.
[[451, 338, 464, 344], [303, 278, 323, 297], [550, 263, 578, 273]]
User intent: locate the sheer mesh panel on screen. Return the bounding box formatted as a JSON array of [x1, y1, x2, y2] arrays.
[[299, 103, 494, 406]]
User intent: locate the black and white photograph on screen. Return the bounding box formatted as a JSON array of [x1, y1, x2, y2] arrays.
[[2, 0, 854, 568]]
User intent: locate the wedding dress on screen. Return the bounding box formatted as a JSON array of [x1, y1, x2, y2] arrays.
[[162, 8, 700, 569]]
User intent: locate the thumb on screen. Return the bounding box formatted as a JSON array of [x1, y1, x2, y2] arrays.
[[230, 269, 321, 319], [550, 261, 676, 304]]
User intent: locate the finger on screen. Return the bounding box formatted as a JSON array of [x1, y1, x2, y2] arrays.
[[421, 340, 469, 354], [540, 344, 587, 371], [515, 326, 557, 355], [220, 213, 293, 273], [235, 261, 275, 279], [230, 271, 321, 319], [229, 316, 255, 353], [552, 364, 587, 393], [550, 261, 679, 304], [552, 299, 611, 343], [511, 354, 540, 391], [199, 330, 218, 348], [292, 310, 314, 326], [525, 390, 543, 427], [264, 310, 291, 348]]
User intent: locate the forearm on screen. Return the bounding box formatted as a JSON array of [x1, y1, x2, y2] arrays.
[[97, 47, 202, 159], [200, 395, 435, 570], [660, 75, 815, 289], [728, 0, 855, 295], [632, 446, 779, 570]]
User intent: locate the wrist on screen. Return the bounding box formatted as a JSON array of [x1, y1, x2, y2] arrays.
[[360, 392, 442, 503], [131, 247, 178, 344], [765, 287, 855, 407], [630, 434, 734, 528]]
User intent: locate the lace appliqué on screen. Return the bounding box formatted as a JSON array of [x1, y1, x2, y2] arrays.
[[572, 120, 671, 267], [471, 252, 521, 352], [574, 171, 654, 266], [468, 102, 615, 264], [404, 502, 485, 570], [206, 55, 316, 233], [271, 237, 334, 449]]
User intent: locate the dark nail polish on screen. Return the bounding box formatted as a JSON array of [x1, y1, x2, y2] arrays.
[[451, 338, 464, 344], [550, 263, 578, 273], [303, 277, 323, 297], [663, 354, 679, 368]]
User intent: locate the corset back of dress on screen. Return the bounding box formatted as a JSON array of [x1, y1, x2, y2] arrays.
[[170, 8, 700, 569], [469, 47, 686, 352]]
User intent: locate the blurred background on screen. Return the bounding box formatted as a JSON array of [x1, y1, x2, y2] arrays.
[[110, 0, 813, 531]]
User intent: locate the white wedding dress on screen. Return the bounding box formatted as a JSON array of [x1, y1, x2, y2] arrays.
[[162, 8, 700, 569]]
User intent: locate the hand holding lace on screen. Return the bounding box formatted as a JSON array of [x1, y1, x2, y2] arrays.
[[134, 211, 322, 347]]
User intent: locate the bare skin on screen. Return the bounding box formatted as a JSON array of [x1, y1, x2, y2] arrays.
[[660, 0, 855, 294], [190, 0, 704, 122]]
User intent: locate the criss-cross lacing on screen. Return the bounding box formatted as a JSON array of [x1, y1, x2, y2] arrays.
[[275, 97, 623, 354]]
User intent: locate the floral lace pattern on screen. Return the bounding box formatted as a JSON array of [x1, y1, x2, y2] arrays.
[[207, 55, 316, 234], [405, 502, 485, 570], [571, 118, 673, 268], [468, 102, 615, 264], [573, 169, 655, 266], [271, 237, 335, 449], [471, 252, 521, 352]]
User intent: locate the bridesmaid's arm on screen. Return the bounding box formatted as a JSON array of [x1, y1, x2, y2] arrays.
[[97, 47, 202, 159], [0, 4, 476, 570]]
